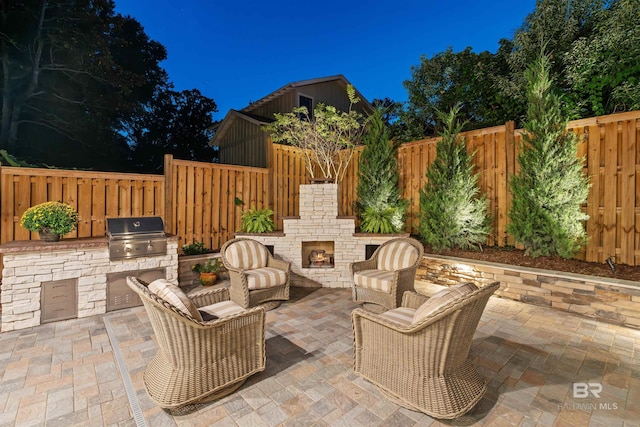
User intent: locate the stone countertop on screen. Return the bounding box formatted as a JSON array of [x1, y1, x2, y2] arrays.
[[0, 234, 179, 254]]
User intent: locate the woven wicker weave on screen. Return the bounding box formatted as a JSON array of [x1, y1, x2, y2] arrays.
[[352, 281, 500, 419], [350, 237, 424, 311], [126, 276, 266, 410], [221, 238, 291, 309]]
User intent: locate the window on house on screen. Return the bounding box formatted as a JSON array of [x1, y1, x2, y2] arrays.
[[298, 95, 313, 120]]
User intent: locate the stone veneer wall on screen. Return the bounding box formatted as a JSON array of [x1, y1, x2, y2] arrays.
[[237, 183, 407, 288], [418, 254, 640, 329], [1, 237, 178, 332]]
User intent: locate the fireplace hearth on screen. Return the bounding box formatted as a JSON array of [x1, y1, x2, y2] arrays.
[[235, 184, 409, 288]]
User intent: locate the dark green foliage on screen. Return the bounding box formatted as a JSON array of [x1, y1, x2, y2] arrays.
[[239, 208, 275, 233], [508, 55, 590, 258], [1, 1, 217, 172], [419, 106, 491, 250], [356, 109, 406, 233], [128, 88, 218, 172], [181, 241, 213, 255]]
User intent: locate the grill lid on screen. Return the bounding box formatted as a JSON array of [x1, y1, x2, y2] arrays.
[[106, 216, 165, 238]]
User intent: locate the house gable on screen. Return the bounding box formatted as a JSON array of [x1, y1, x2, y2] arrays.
[[210, 75, 373, 167]]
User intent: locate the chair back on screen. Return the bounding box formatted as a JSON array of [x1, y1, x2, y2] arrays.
[[224, 239, 269, 269], [419, 282, 499, 374], [376, 239, 420, 271]]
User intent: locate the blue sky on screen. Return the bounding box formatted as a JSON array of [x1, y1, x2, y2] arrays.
[[114, 0, 537, 121]]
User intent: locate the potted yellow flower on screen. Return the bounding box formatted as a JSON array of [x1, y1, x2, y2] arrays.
[[20, 201, 79, 242]]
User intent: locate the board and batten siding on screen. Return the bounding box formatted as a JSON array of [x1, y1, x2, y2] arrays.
[[218, 121, 268, 168]]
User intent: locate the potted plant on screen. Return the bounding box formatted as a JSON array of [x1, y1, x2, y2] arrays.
[[20, 201, 79, 242], [239, 207, 275, 233], [192, 258, 223, 286]]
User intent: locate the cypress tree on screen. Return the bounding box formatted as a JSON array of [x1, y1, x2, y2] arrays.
[[419, 106, 490, 250], [508, 54, 590, 258], [356, 109, 406, 233]]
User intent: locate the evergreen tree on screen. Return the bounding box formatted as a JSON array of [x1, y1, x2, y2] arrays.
[[419, 106, 490, 250], [356, 109, 406, 233], [508, 55, 590, 258]]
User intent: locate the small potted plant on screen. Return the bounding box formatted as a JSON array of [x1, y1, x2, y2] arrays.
[[192, 258, 223, 286], [20, 201, 79, 242]]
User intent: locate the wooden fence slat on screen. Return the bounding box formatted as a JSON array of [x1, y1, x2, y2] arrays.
[[602, 122, 618, 262], [585, 125, 602, 262], [620, 120, 636, 265]]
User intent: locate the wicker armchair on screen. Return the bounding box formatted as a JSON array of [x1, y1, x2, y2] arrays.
[[350, 237, 424, 312], [352, 281, 500, 419], [126, 276, 266, 410], [221, 237, 290, 310]]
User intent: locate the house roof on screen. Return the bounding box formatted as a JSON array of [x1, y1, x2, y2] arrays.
[[242, 74, 373, 113], [209, 74, 373, 147]]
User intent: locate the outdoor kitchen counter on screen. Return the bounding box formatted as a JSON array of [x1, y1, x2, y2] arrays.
[[0, 234, 179, 253]]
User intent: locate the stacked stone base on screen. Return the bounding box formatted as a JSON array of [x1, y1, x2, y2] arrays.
[[418, 254, 640, 329]]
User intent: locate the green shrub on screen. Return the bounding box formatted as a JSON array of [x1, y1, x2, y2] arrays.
[[181, 241, 213, 255], [239, 207, 275, 233], [356, 108, 407, 233], [419, 106, 490, 250], [508, 55, 590, 258]]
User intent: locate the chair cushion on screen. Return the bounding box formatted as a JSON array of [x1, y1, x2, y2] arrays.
[[246, 267, 287, 290], [377, 241, 419, 271], [353, 269, 395, 294], [378, 307, 416, 327], [148, 279, 203, 321], [198, 300, 244, 320], [225, 240, 268, 270], [412, 282, 478, 324]]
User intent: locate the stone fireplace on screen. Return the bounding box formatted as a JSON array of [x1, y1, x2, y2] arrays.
[[237, 183, 408, 288]]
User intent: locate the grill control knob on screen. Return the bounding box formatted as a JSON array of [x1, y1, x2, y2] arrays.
[[124, 246, 131, 253], [147, 241, 154, 251]]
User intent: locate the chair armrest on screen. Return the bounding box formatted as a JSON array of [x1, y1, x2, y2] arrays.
[[350, 258, 377, 274], [191, 286, 230, 308], [401, 291, 430, 309], [267, 257, 290, 271]]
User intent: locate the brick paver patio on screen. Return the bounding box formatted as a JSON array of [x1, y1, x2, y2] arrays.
[[0, 283, 639, 426]]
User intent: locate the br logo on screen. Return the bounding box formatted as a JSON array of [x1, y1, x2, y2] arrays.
[[573, 382, 602, 398]]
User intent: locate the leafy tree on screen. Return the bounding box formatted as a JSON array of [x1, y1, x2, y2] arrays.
[[564, 0, 640, 115], [0, 0, 167, 170], [266, 85, 365, 182], [508, 55, 589, 258], [401, 46, 518, 140], [356, 108, 406, 233], [128, 88, 218, 172], [495, 0, 608, 118], [419, 106, 490, 250]]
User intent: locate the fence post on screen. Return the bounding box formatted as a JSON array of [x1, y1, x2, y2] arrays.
[[164, 154, 174, 235]]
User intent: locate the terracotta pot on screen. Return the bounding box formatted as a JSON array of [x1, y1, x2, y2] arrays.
[[39, 228, 61, 242], [199, 272, 217, 286]]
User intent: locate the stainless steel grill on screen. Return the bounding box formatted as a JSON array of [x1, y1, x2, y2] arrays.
[[106, 216, 167, 260]]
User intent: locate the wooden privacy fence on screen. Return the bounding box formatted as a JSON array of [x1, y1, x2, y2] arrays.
[[164, 155, 270, 249], [0, 167, 164, 243], [0, 157, 270, 250], [397, 111, 640, 266], [1, 110, 638, 266]]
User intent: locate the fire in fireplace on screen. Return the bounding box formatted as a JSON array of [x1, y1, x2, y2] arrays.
[[302, 241, 334, 268]]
